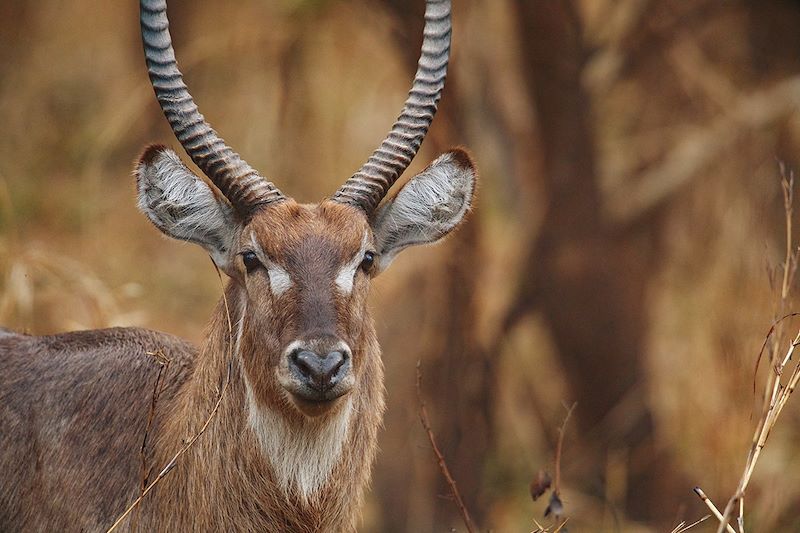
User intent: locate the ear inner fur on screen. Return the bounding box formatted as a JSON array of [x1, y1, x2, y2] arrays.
[[135, 147, 239, 270], [370, 149, 477, 272]]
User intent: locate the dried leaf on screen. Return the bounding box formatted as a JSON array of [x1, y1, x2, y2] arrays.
[[529, 469, 552, 501]]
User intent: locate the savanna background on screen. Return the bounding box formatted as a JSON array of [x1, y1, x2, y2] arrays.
[[2, 0, 800, 531]]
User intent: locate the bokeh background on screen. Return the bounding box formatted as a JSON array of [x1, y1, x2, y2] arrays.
[[2, 0, 800, 531]]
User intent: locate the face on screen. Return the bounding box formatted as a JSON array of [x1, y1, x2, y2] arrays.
[[136, 147, 477, 419], [231, 201, 376, 416]]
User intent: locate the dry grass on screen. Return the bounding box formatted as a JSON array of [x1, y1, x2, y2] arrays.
[[691, 167, 800, 533]]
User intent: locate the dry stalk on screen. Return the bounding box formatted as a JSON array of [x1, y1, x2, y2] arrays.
[[545, 402, 575, 531], [105, 262, 235, 533], [106, 360, 232, 532], [415, 361, 478, 533], [530, 517, 571, 533], [779, 164, 797, 301], [702, 166, 800, 533], [552, 517, 569, 533], [140, 350, 172, 491], [531, 517, 547, 532], [132, 349, 171, 532], [553, 402, 576, 495], [670, 514, 711, 533], [693, 488, 736, 533]]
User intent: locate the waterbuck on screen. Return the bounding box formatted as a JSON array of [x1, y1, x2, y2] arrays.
[[0, 0, 475, 531]]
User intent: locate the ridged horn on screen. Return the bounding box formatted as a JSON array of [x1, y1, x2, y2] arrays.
[[332, 0, 452, 213], [140, 0, 285, 218]]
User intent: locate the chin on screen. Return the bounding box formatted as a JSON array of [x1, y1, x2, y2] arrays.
[[289, 393, 349, 417]]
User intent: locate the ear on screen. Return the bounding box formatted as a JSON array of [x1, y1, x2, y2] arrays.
[[370, 148, 477, 273], [135, 145, 239, 271]]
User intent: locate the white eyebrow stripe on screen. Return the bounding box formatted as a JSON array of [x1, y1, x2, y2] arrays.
[[267, 263, 293, 296], [250, 232, 293, 297], [335, 232, 369, 295]]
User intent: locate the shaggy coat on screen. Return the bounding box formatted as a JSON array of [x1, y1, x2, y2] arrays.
[[0, 287, 384, 531]]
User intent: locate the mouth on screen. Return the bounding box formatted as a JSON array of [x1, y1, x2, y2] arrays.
[[278, 373, 355, 417], [289, 390, 350, 417], [277, 340, 356, 416], [291, 384, 349, 403]]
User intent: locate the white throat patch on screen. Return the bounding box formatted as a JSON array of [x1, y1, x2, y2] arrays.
[[335, 232, 369, 295], [246, 385, 354, 501]]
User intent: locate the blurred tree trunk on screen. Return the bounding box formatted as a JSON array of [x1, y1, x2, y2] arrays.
[[0, 5, 29, 47], [372, 1, 495, 530], [512, 0, 685, 523], [420, 217, 493, 530], [0, 4, 32, 80]]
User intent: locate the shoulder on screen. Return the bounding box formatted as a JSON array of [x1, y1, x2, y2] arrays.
[[1, 327, 197, 388], [34, 327, 195, 360]]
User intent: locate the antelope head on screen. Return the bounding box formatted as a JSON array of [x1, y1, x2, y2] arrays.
[[135, 0, 475, 419]]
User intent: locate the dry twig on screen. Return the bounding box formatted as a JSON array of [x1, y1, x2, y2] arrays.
[[132, 349, 171, 532], [670, 514, 711, 533], [699, 167, 800, 533], [543, 403, 575, 529], [553, 402, 576, 496], [106, 360, 232, 533], [105, 263, 235, 532], [693, 488, 736, 533], [415, 361, 478, 533]]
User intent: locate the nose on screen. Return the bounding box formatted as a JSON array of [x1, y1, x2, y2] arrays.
[[289, 348, 350, 393]]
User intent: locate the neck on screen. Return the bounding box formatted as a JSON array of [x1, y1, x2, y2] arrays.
[[143, 284, 385, 531], [246, 383, 356, 501]]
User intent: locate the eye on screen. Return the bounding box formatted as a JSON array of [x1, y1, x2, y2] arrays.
[[241, 251, 262, 273], [360, 251, 375, 273]]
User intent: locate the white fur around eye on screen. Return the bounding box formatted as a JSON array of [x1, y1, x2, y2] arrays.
[[335, 232, 369, 295], [249, 233, 293, 296], [267, 263, 292, 296]]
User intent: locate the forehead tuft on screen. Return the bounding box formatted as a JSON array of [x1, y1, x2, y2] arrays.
[[246, 200, 370, 260]]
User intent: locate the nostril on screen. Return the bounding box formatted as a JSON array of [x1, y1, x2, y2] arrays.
[[320, 351, 347, 384], [290, 350, 318, 380]]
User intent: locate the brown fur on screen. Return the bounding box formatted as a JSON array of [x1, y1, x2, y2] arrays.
[[0, 200, 385, 531]]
